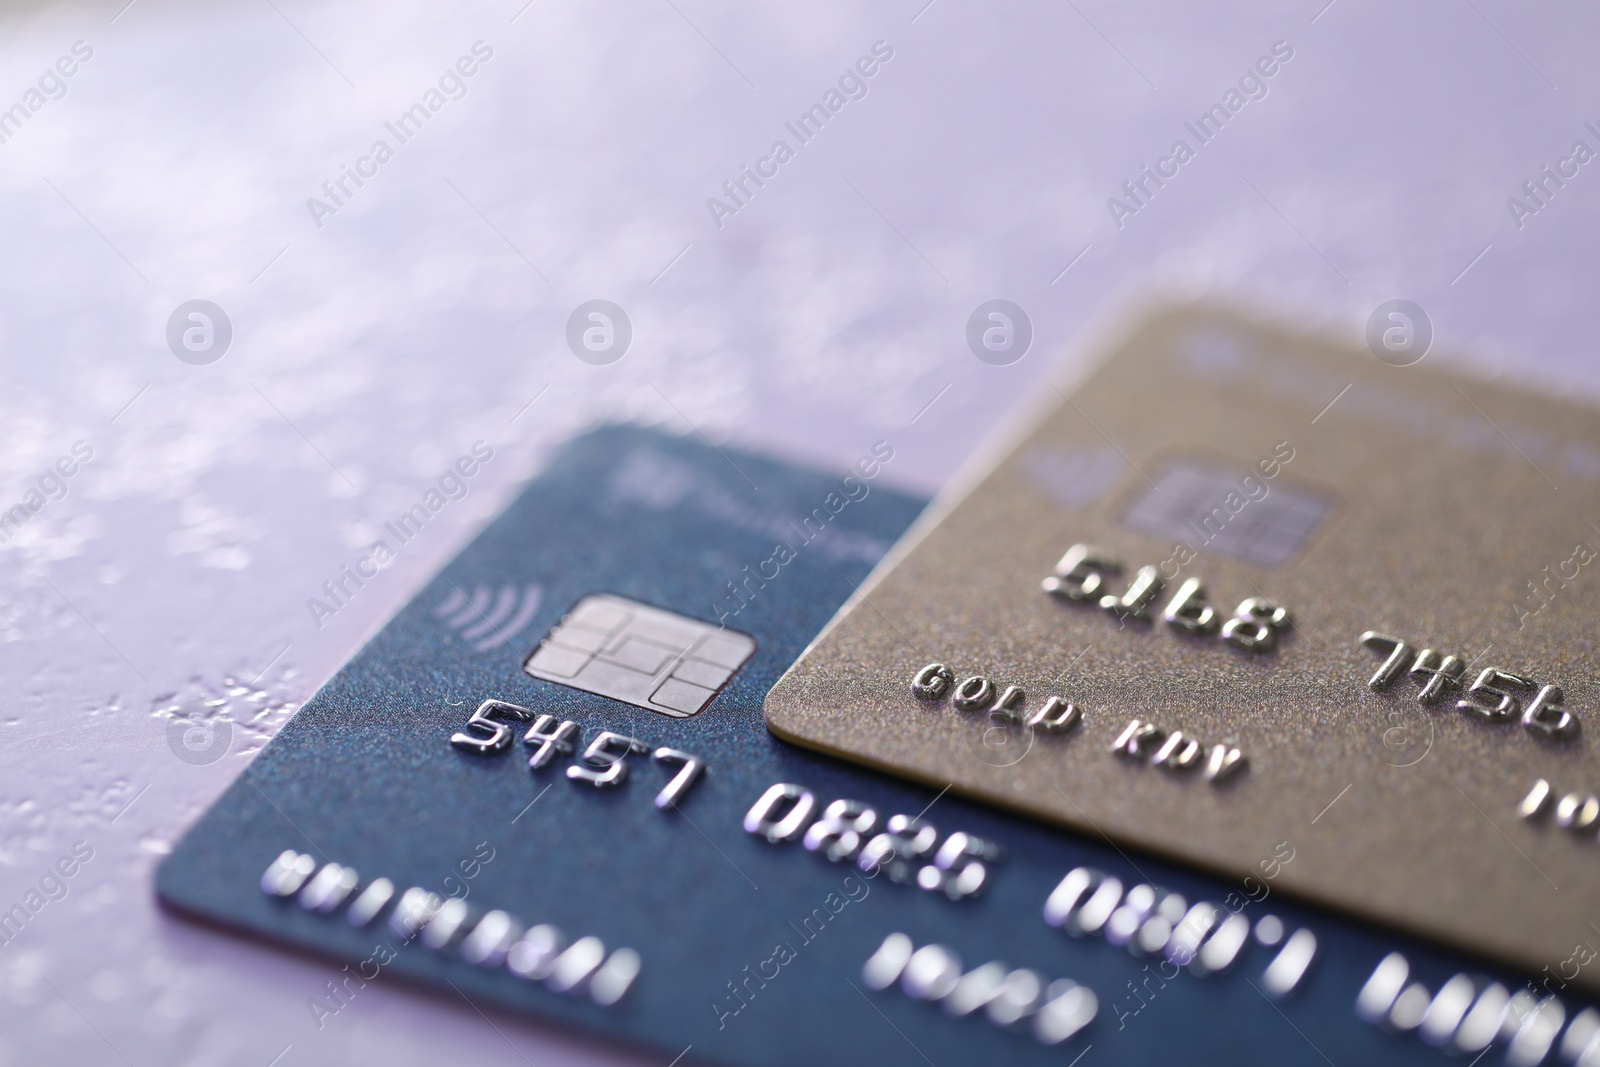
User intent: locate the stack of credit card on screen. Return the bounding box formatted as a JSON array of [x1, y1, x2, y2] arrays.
[[160, 306, 1600, 1066]]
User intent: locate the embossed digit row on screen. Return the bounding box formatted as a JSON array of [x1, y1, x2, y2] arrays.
[[1361, 632, 1579, 741], [743, 783, 1003, 901], [1044, 544, 1292, 653], [260, 849, 640, 1007]]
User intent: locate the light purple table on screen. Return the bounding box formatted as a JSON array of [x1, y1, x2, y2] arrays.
[[0, 1, 1594, 1062]]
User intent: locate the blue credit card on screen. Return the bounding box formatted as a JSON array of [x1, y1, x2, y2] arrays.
[[157, 426, 1592, 1066]]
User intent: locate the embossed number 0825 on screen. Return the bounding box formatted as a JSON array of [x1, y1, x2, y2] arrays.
[[743, 783, 1003, 901]]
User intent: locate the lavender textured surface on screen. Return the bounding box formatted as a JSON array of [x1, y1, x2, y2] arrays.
[[0, 0, 1595, 1063]]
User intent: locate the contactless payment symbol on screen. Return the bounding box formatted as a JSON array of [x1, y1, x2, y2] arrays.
[[523, 594, 755, 718], [435, 583, 544, 652]]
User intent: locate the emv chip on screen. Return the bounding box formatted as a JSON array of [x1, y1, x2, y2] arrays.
[[1122, 457, 1331, 567], [524, 594, 755, 717]]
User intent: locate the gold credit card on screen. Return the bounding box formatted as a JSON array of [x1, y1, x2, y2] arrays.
[[766, 303, 1600, 990]]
